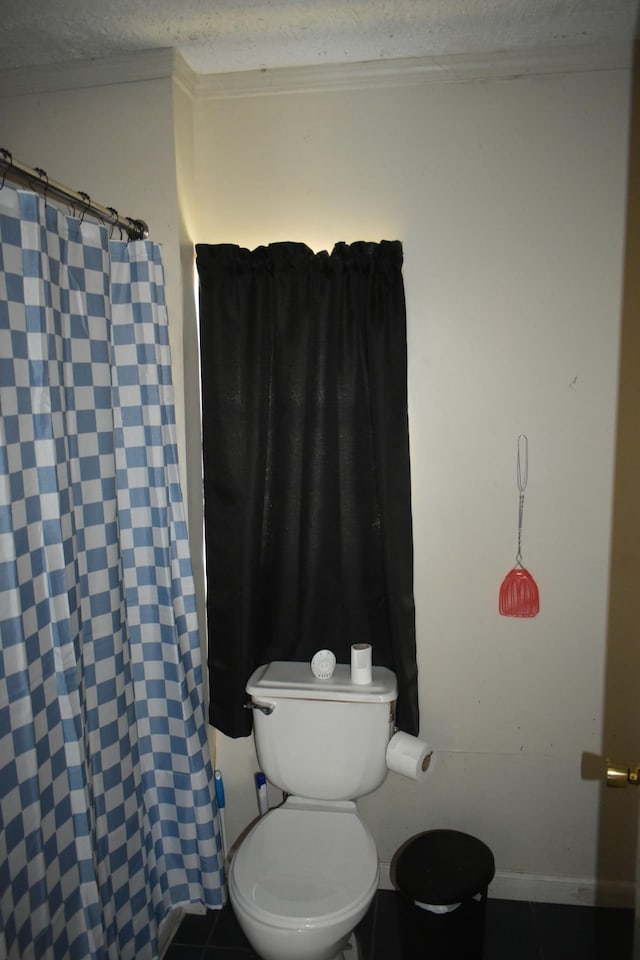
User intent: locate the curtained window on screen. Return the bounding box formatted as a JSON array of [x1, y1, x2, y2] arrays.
[[196, 240, 418, 738]]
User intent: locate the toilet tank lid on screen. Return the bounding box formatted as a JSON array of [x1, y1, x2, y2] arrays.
[[246, 661, 397, 703]]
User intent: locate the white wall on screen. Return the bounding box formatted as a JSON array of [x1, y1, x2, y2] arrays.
[[0, 48, 633, 904], [191, 62, 631, 901]]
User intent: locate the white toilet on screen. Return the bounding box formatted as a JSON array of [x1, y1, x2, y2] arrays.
[[228, 659, 398, 960]]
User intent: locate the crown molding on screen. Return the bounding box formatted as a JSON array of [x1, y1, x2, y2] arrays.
[[193, 42, 632, 100], [171, 53, 197, 98], [0, 42, 630, 102], [0, 48, 188, 98]]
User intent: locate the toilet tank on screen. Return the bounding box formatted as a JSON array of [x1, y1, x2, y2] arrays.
[[246, 661, 398, 801]]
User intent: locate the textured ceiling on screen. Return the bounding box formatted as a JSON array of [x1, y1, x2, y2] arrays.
[[0, 0, 637, 76]]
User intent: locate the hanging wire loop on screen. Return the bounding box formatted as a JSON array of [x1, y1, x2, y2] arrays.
[[515, 435, 529, 567]]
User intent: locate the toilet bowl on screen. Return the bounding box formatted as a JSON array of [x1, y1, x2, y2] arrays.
[[229, 797, 379, 960]]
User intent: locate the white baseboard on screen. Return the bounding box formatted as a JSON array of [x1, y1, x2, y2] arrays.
[[488, 873, 634, 909], [378, 861, 634, 910]]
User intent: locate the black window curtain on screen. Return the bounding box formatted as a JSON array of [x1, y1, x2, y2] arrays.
[[196, 241, 418, 738]]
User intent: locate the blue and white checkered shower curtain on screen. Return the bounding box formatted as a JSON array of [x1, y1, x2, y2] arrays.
[[0, 184, 225, 959]]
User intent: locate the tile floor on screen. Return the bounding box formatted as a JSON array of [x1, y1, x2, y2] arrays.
[[165, 890, 634, 959]]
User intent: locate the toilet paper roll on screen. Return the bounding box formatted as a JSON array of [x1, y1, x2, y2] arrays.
[[386, 731, 433, 781], [351, 643, 372, 685]]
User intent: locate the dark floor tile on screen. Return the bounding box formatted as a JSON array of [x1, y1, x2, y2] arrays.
[[208, 906, 255, 951], [172, 910, 220, 946], [164, 945, 206, 960], [533, 902, 633, 960], [354, 893, 378, 960], [201, 949, 259, 958], [167, 893, 634, 960], [483, 898, 542, 960], [372, 891, 405, 959]]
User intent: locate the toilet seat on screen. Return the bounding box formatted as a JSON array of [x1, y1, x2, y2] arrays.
[[229, 797, 379, 930]]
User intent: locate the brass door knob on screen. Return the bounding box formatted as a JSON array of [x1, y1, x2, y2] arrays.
[[606, 759, 640, 787]]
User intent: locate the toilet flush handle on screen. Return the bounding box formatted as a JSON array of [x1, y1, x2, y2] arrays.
[[244, 698, 276, 716]]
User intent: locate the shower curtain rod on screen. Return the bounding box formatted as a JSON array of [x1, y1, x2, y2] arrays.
[[0, 148, 149, 241]]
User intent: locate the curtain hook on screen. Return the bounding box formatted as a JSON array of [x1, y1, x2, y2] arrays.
[[0, 148, 12, 190], [126, 217, 137, 244], [78, 191, 91, 224], [106, 207, 119, 239], [34, 167, 49, 207]]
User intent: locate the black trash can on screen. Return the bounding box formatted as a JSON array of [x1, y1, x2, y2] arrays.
[[392, 829, 495, 959]]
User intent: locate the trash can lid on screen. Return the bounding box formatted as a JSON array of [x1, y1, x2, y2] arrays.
[[394, 829, 495, 906]]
